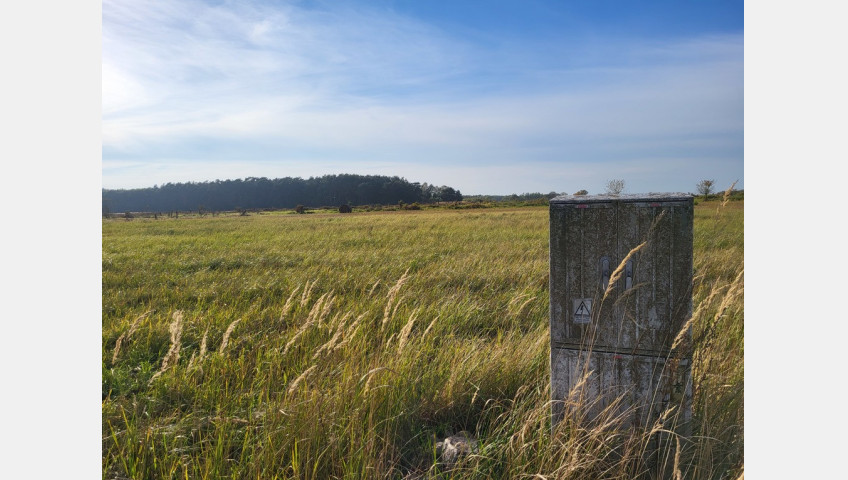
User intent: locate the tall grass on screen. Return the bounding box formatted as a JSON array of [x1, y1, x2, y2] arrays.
[[689, 199, 744, 479], [103, 203, 742, 479]]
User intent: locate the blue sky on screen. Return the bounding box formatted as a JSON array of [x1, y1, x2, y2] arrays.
[[102, 0, 743, 195]]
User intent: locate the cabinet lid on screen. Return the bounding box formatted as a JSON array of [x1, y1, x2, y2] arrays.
[[551, 193, 693, 204]]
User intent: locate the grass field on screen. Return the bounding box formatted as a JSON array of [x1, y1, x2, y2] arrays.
[[102, 199, 743, 479]]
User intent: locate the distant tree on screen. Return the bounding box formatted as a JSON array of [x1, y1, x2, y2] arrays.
[[605, 179, 625, 195], [419, 182, 435, 202], [696, 179, 716, 198], [436, 186, 462, 202], [574, 189, 588, 196], [100, 174, 464, 212]]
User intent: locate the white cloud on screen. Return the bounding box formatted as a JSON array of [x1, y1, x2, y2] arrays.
[[102, 1, 743, 193]]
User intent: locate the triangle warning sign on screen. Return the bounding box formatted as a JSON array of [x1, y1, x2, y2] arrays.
[[573, 298, 592, 324]]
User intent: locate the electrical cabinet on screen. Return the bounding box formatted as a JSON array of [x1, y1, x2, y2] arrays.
[[549, 193, 693, 430]]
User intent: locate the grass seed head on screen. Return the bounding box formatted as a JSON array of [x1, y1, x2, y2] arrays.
[[218, 318, 241, 354], [148, 310, 184, 384], [111, 310, 152, 365], [287, 365, 317, 395]]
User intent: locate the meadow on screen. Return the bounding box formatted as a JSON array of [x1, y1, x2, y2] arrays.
[[102, 199, 743, 479]]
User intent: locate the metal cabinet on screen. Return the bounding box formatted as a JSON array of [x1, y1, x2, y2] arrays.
[[549, 193, 693, 430]]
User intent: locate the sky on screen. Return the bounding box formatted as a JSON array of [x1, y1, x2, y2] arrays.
[[102, 0, 743, 195]]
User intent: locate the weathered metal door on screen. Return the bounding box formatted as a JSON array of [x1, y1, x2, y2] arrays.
[[549, 193, 693, 430]]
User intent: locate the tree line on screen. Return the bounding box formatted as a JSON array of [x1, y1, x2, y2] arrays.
[[102, 174, 463, 214]]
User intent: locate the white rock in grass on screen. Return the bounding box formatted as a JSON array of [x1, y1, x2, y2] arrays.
[[436, 431, 478, 465]]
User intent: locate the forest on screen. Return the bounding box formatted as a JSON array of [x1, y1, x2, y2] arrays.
[[102, 174, 464, 214]]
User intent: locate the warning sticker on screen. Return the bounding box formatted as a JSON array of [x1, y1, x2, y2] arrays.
[[573, 299, 592, 324]]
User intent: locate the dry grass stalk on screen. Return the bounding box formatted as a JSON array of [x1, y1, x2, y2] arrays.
[[312, 312, 352, 359], [188, 326, 209, 370], [421, 315, 439, 341], [670, 316, 695, 353], [287, 365, 316, 395], [396, 308, 419, 355], [279, 286, 301, 322], [367, 279, 381, 296], [714, 269, 744, 323], [360, 366, 398, 393], [312, 329, 344, 360], [328, 311, 346, 329], [198, 327, 209, 357], [532, 326, 548, 351], [469, 385, 482, 407], [672, 280, 731, 351], [719, 180, 738, 210], [111, 310, 152, 365], [317, 292, 335, 327], [672, 270, 742, 356], [149, 310, 184, 384], [282, 332, 303, 356], [300, 280, 315, 306], [283, 297, 333, 355], [507, 292, 531, 309], [563, 368, 594, 422], [507, 292, 537, 319], [390, 293, 406, 322], [283, 326, 309, 356], [218, 318, 241, 354], [305, 292, 332, 326], [347, 312, 366, 333], [603, 241, 647, 301], [514, 296, 536, 318], [673, 435, 683, 480], [331, 313, 366, 352], [382, 269, 410, 328]]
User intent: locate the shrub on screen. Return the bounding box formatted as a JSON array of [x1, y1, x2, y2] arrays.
[[696, 180, 715, 198]]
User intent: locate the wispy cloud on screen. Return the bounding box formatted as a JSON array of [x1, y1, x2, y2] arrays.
[[102, 0, 743, 194]]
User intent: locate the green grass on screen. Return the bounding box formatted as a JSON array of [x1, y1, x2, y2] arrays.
[[103, 202, 743, 479]]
